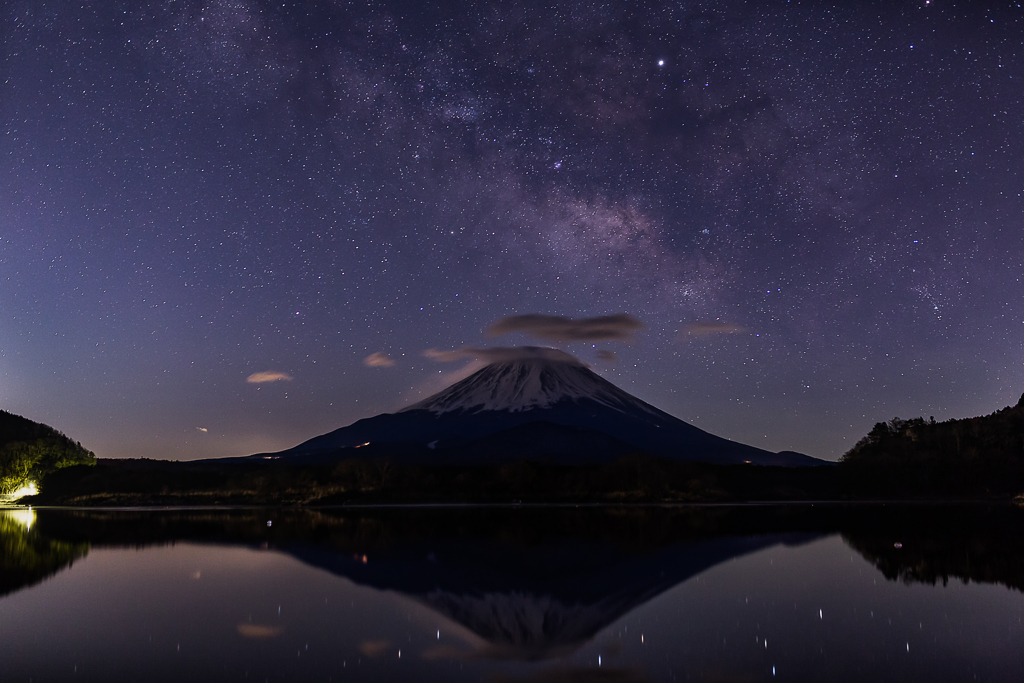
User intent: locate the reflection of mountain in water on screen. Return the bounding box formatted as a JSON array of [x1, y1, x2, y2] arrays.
[[6, 505, 1024, 660], [287, 532, 814, 659], [2, 506, 824, 659]]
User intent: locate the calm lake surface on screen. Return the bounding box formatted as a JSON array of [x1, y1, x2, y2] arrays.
[[2, 504, 1023, 682]]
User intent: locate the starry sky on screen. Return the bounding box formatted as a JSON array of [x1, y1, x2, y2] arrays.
[[2, 0, 1022, 462]]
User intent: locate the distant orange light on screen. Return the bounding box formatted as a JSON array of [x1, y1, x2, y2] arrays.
[[354, 442, 371, 448]]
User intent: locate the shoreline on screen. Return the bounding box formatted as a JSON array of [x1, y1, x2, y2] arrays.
[[6, 497, 1020, 511]]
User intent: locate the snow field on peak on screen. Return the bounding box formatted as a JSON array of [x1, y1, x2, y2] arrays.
[[403, 359, 662, 417]]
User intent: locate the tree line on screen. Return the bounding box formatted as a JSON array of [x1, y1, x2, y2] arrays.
[[839, 393, 1024, 495]]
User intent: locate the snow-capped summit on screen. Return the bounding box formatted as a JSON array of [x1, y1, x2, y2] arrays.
[[254, 346, 825, 467], [403, 348, 659, 417]]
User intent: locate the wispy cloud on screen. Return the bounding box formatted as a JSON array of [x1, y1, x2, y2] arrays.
[[403, 359, 488, 406], [485, 313, 644, 342], [246, 371, 293, 383], [681, 321, 748, 337], [423, 348, 466, 362], [363, 351, 395, 367], [596, 349, 617, 363]]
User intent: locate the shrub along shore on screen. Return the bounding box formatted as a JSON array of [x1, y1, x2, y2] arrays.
[[20, 448, 1024, 507]]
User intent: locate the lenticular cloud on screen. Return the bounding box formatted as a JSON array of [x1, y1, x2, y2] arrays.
[[424, 346, 583, 365]]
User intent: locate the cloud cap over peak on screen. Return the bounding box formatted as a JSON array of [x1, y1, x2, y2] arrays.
[[469, 346, 583, 365], [425, 345, 584, 365], [486, 313, 644, 342]]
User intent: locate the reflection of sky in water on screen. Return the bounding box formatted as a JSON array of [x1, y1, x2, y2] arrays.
[[1, 533, 1023, 682]]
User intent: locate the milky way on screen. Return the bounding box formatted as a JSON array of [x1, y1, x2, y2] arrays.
[[2, 1, 1022, 460]]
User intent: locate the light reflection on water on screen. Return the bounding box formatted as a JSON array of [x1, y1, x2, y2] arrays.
[[2, 507, 35, 530], [1, 505, 1023, 682]]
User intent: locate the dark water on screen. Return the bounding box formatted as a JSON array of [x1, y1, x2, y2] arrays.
[[2, 504, 1023, 682]]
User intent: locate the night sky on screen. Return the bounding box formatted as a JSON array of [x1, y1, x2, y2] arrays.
[[2, 0, 1022, 461]]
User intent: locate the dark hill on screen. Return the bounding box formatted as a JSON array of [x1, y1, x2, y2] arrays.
[[1, 410, 70, 444], [839, 393, 1024, 495], [0, 410, 96, 496]]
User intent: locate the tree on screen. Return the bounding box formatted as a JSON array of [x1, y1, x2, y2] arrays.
[[0, 411, 95, 495]]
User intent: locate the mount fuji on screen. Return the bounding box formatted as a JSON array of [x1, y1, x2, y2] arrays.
[[255, 347, 824, 467]]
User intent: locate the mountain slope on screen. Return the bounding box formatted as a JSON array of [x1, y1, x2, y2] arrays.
[[260, 350, 823, 467]]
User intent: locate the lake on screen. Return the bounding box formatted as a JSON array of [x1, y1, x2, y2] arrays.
[[2, 504, 1022, 682]]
